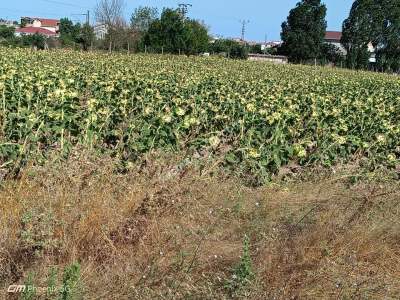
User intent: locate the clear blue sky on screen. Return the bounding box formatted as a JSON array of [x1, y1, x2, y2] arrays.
[[0, 0, 353, 41]]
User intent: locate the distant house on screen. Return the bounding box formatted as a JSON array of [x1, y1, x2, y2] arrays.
[[324, 30, 375, 62], [324, 31, 346, 54], [94, 23, 108, 40], [248, 54, 288, 64], [245, 40, 260, 47], [15, 27, 58, 38], [261, 41, 282, 51], [21, 17, 60, 32], [0, 19, 16, 27], [15, 17, 60, 38]]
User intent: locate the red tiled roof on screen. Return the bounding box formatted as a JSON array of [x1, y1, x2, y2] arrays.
[[16, 27, 57, 36], [325, 31, 342, 41], [37, 18, 59, 27], [22, 17, 59, 27]]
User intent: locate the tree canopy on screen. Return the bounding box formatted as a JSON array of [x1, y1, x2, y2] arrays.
[[280, 0, 327, 63], [375, 0, 400, 71], [183, 20, 209, 54], [59, 18, 81, 46], [22, 33, 46, 50], [209, 39, 249, 59], [77, 24, 95, 51], [342, 0, 400, 71], [0, 25, 15, 40], [143, 8, 209, 55], [95, 0, 126, 52], [130, 6, 158, 33]]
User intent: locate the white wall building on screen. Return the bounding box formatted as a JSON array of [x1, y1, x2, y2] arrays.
[[94, 23, 108, 40]]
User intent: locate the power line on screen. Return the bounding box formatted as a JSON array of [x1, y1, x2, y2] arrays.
[[71, 10, 90, 24], [0, 6, 62, 17], [0, 1, 90, 20], [39, 0, 90, 9]]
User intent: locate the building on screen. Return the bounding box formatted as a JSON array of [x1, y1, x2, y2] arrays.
[[261, 41, 282, 51], [21, 17, 60, 33], [324, 31, 346, 54], [248, 54, 288, 64], [325, 30, 376, 62], [0, 19, 16, 27], [15, 27, 58, 38], [93, 23, 108, 40], [14, 17, 60, 38]]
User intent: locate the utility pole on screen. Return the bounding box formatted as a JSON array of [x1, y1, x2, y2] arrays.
[[178, 3, 192, 19], [72, 11, 90, 25], [86, 10, 90, 25], [240, 20, 250, 42], [264, 34, 267, 54]]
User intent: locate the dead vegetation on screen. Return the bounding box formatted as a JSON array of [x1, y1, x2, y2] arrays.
[[0, 151, 399, 299]]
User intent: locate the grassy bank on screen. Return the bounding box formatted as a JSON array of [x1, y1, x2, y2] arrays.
[[1, 152, 399, 299]]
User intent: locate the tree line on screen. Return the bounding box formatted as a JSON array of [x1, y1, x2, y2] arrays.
[[280, 0, 400, 72], [93, 0, 248, 58], [0, 0, 398, 71], [0, 19, 95, 50], [0, 0, 248, 58]]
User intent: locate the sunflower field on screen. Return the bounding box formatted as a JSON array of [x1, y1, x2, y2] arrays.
[[0, 48, 399, 180]]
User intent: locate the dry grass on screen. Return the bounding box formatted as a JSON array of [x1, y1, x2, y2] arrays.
[[0, 151, 399, 299]]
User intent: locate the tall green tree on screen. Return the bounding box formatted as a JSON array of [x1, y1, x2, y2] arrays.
[[0, 25, 15, 40], [130, 6, 158, 33], [129, 6, 158, 52], [341, 0, 381, 69], [77, 24, 95, 51], [59, 18, 81, 46], [342, 0, 400, 71], [144, 8, 186, 53], [280, 0, 327, 63], [375, 0, 400, 72], [144, 8, 209, 55], [183, 20, 209, 55]]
